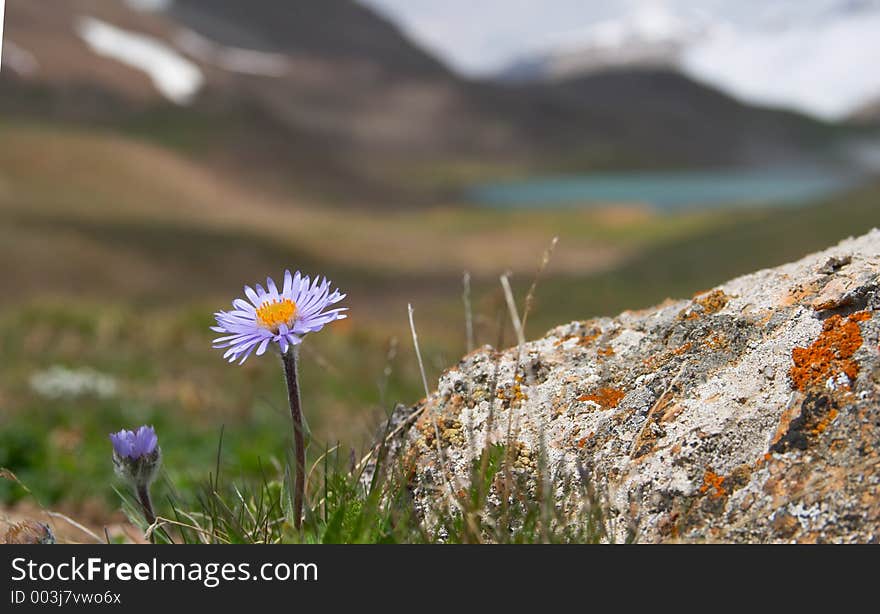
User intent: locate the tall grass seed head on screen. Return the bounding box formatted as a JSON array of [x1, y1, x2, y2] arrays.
[[212, 269, 347, 364], [110, 425, 161, 488]]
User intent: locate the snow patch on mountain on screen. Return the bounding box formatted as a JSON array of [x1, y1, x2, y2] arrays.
[[0, 0, 5, 70], [501, 4, 707, 81], [124, 0, 174, 12], [174, 29, 289, 77], [76, 16, 204, 104], [1, 41, 39, 76], [537, 3, 705, 53]]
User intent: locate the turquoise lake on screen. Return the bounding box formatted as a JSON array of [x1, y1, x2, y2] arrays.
[[466, 168, 862, 210]]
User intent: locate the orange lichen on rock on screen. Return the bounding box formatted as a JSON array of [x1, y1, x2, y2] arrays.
[[643, 342, 693, 369], [672, 342, 692, 356], [811, 408, 838, 436], [789, 311, 872, 392], [699, 470, 728, 499], [680, 289, 729, 320], [597, 346, 615, 357], [578, 331, 600, 346], [704, 334, 726, 350], [696, 290, 729, 313], [577, 386, 625, 409], [554, 326, 601, 348], [496, 375, 527, 408]]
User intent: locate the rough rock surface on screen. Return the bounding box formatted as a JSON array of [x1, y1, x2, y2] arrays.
[[387, 230, 880, 543]]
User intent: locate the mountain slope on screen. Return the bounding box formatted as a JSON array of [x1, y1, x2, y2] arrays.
[[471, 69, 835, 173], [851, 98, 880, 124], [169, 0, 449, 76]]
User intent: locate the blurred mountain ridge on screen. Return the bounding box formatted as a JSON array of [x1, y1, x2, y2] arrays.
[[0, 0, 855, 204], [497, 0, 880, 122]]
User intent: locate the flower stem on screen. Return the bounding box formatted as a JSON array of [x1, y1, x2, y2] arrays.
[[281, 347, 306, 530], [136, 483, 156, 543], [137, 484, 156, 525]]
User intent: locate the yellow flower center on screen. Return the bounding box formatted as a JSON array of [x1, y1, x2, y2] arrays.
[[255, 298, 297, 331]]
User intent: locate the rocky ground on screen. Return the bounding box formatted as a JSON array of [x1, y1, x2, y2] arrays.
[[384, 229, 880, 543]]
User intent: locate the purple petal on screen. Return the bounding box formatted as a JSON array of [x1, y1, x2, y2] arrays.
[[244, 285, 261, 307], [283, 270, 293, 295], [255, 337, 272, 356], [266, 276, 279, 298]]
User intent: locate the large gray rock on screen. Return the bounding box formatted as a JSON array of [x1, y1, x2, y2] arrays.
[[386, 229, 880, 543]]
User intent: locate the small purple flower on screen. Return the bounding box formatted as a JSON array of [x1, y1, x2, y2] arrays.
[[109, 426, 158, 460], [212, 270, 347, 364], [110, 426, 161, 531]]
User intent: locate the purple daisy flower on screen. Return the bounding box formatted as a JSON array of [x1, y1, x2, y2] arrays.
[[109, 425, 159, 460], [212, 270, 347, 364]]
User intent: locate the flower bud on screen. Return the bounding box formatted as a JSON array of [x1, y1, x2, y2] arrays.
[[109, 425, 161, 489]]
